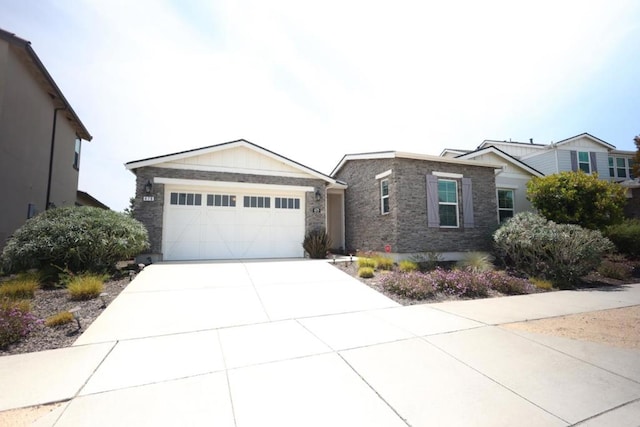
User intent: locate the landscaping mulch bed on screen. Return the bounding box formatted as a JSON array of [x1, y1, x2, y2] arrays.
[[333, 260, 525, 305], [0, 277, 130, 356]]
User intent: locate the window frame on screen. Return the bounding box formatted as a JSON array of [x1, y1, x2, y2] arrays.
[[577, 151, 591, 173], [497, 188, 515, 223], [243, 195, 271, 209], [275, 197, 300, 209], [73, 137, 81, 170], [169, 192, 202, 206], [380, 178, 390, 215], [437, 179, 459, 228]]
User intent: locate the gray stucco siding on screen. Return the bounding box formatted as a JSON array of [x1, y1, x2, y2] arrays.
[[133, 166, 326, 256]]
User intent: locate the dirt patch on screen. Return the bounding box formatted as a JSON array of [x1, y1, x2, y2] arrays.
[[0, 403, 63, 426], [502, 305, 640, 349]]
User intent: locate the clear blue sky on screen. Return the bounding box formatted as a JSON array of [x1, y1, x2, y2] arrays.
[[2, 0, 639, 211]]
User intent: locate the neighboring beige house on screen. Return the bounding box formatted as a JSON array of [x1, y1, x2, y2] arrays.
[[0, 29, 93, 247], [442, 133, 637, 222]]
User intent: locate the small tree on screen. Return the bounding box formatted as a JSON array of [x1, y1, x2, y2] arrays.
[[526, 171, 626, 230], [123, 197, 136, 218]]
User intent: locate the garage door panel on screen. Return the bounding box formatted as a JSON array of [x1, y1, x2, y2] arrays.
[[163, 188, 306, 260]]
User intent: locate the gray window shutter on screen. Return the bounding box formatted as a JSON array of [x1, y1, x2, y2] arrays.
[[426, 175, 439, 228], [590, 152, 598, 173], [570, 151, 578, 172], [462, 178, 474, 228]]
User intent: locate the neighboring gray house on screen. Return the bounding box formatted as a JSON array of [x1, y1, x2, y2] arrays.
[[330, 151, 503, 260], [0, 29, 93, 248], [441, 133, 637, 222], [126, 140, 346, 261]]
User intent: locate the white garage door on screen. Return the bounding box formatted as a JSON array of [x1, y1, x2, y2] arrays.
[[163, 186, 306, 260]]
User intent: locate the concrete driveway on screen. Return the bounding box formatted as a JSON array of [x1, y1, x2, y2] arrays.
[[1, 260, 640, 426]]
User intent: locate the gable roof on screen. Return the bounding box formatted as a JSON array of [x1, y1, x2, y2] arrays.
[[552, 132, 616, 150], [330, 150, 504, 177], [125, 139, 343, 186], [0, 28, 92, 141], [439, 148, 470, 157], [456, 146, 544, 177]]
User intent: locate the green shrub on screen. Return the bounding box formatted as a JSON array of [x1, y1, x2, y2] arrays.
[[358, 267, 374, 278], [45, 311, 75, 327], [598, 260, 632, 280], [0, 299, 40, 348], [1, 207, 149, 275], [493, 212, 614, 287], [399, 260, 419, 272], [373, 256, 394, 271], [526, 171, 626, 230], [68, 274, 104, 301], [358, 258, 376, 269], [456, 252, 494, 273], [604, 219, 640, 256], [302, 228, 331, 259], [0, 277, 38, 300]]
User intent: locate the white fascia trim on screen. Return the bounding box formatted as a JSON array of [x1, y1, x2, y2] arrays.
[[395, 151, 504, 168], [432, 171, 463, 179], [127, 140, 337, 184], [330, 152, 395, 176], [154, 177, 315, 193], [154, 162, 312, 179], [497, 184, 519, 189], [375, 169, 392, 180]]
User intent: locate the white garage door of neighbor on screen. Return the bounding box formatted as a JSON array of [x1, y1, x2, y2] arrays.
[[163, 188, 306, 260]]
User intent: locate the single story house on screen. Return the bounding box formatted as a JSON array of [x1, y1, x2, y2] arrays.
[[126, 139, 347, 261], [331, 151, 503, 260], [127, 140, 504, 262]]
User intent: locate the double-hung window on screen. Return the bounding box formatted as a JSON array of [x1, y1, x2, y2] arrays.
[[438, 179, 458, 227], [380, 179, 389, 214], [578, 151, 591, 173], [497, 189, 514, 223]]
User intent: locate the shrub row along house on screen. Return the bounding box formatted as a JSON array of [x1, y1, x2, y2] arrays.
[[125, 136, 637, 262]]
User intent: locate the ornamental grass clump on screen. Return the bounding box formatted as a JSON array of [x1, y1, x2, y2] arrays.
[[67, 274, 105, 301], [456, 252, 494, 273], [373, 255, 394, 271], [0, 299, 41, 348], [45, 311, 75, 327], [302, 228, 332, 259], [358, 257, 376, 269], [399, 260, 419, 272], [0, 276, 39, 300], [358, 267, 374, 278]]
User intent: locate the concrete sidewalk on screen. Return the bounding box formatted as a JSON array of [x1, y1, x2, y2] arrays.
[[1, 260, 639, 426]]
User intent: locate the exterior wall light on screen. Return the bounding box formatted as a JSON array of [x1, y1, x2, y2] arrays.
[[315, 189, 321, 201], [144, 180, 153, 194]]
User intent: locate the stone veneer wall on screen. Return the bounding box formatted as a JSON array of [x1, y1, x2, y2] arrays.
[[335, 158, 498, 254], [133, 166, 327, 258]]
